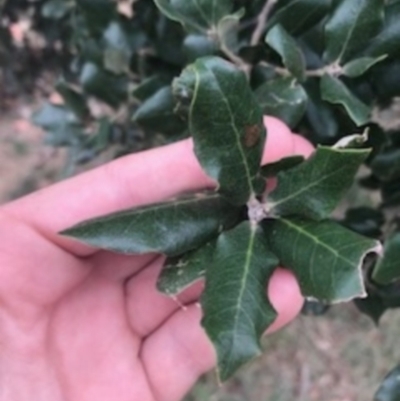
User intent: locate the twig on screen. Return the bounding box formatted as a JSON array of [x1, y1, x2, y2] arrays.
[[220, 44, 251, 77], [250, 0, 278, 46]]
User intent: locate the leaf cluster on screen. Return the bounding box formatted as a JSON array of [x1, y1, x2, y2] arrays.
[[16, 0, 400, 395]]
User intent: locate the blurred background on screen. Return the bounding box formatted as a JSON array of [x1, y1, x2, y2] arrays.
[[1, 1, 400, 400]]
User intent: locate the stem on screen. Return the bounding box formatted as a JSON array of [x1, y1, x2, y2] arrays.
[[250, 0, 278, 46], [259, 61, 344, 78], [220, 44, 251, 77]]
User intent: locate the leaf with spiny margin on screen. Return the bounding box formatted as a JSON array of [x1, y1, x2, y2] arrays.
[[320, 74, 371, 126], [373, 233, 400, 285], [324, 0, 384, 63], [173, 57, 266, 205], [374, 364, 400, 401], [157, 242, 214, 295], [255, 77, 308, 128], [153, 0, 232, 34], [61, 192, 240, 256], [265, 24, 306, 82], [343, 55, 387, 78], [263, 218, 381, 303], [265, 146, 369, 220], [261, 156, 305, 178], [201, 221, 279, 381]]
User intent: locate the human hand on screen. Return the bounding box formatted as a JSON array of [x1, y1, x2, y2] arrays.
[[0, 117, 313, 401]]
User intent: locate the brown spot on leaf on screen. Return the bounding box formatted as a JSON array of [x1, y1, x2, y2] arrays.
[[244, 124, 261, 147]]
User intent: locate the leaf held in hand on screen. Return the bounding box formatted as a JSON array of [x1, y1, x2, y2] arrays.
[[201, 221, 279, 381], [266, 146, 369, 220], [61, 192, 240, 256], [264, 218, 381, 303], [173, 56, 266, 204], [157, 241, 214, 295]]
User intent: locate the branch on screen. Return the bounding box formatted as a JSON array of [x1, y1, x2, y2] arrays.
[[250, 0, 278, 46]]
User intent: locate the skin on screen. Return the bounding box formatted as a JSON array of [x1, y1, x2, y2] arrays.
[[0, 117, 313, 401]]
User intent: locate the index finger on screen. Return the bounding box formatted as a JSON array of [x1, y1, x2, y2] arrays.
[[3, 117, 313, 255]]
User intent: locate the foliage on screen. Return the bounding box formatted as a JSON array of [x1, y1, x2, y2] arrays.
[[6, 0, 400, 397]]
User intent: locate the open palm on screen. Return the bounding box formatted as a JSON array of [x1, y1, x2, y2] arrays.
[[0, 118, 311, 401]]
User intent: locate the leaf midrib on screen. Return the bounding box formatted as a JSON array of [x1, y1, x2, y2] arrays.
[[268, 157, 348, 211], [280, 218, 355, 267]]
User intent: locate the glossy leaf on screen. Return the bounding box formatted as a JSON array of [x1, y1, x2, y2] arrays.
[[201, 222, 279, 381], [265, 24, 306, 82], [154, 0, 232, 33], [373, 233, 400, 285], [62, 192, 240, 256], [79, 62, 128, 107], [343, 55, 387, 78], [375, 365, 400, 401], [266, 146, 369, 220], [255, 77, 308, 128], [261, 156, 305, 178], [173, 57, 266, 204], [132, 76, 170, 102], [267, 0, 331, 36], [133, 86, 186, 134], [157, 242, 214, 295], [320, 74, 371, 126], [264, 218, 381, 302], [324, 0, 384, 63], [366, 1, 400, 58]]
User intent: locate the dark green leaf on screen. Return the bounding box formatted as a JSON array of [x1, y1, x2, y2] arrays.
[[61, 192, 240, 256], [375, 365, 400, 401], [154, 0, 233, 33], [201, 222, 279, 381], [79, 62, 128, 107], [56, 79, 89, 120], [265, 24, 306, 82], [183, 35, 217, 61], [371, 148, 400, 182], [266, 146, 369, 220], [132, 76, 170, 102], [320, 74, 371, 126], [365, 1, 400, 58], [173, 57, 266, 205], [342, 55, 387, 78], [77, 0, 116, 32], [342, 207, 384, 238], [267, 0, 331, 36], [42, 0, 73, 19], [255, 77, 308, 128], [261, 156, 305, 178], [157, 242, 214, 295], [264, 218, 381, 302], [133, 86, 186, 134], [354, 293, 386, 324], [217, 8, 245, 53], [324, 0, 384, 63], [305, 79, 339, 143], [373, 233, 400, 285]]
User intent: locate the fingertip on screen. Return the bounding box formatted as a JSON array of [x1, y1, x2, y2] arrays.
[[263, 116, 295, 163], [266, 268, 304, 334], [292, 134, 315, 158]]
